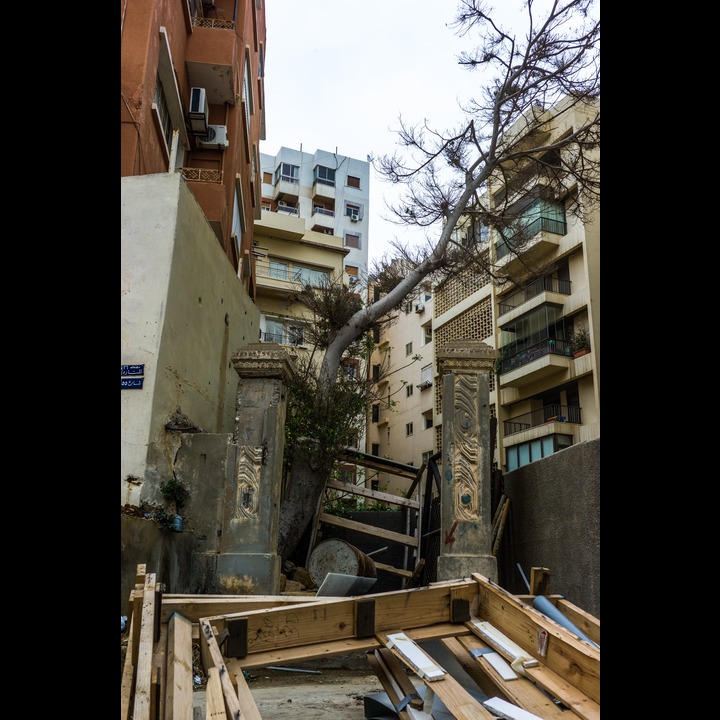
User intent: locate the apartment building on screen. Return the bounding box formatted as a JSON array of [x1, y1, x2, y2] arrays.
[[120, 0, 266, 298], [370, 95, 599, 479], [366, 282, 435, 497], [121, 0, 266, 504], [260, 148, 370, 285]]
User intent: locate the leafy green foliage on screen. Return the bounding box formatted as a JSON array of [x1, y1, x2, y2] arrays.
[[159, 476, 189, 514]]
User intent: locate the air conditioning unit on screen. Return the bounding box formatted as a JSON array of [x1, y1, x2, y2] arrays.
[[348, 276, 358, 285], [350, 212, 359, 222], [415, 303, 425, 313], [417, 380, 432, 390], [197, 125, 229, 150], [188, 87, 209, 134]]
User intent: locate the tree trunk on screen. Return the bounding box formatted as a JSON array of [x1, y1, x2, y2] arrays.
[[277, 438, 331, 562]]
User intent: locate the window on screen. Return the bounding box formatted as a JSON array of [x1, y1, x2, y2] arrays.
[[275, 163, 299, 184], [505, 434, 573, 471], [287, 325, 304, 346], [372, 364, 381, 383], [347, 175, 360, 188], [423, 325, 432, 345], [406, 422, 414, 436], [154, 76, 174, 149], [371, 479, 379, 491], [372, 404, 380, 422], [345, 202, 361, 220], [341, 359, 359, 379], [371, 443, 380, 456], [314, 165, 336, 186], [420, 364, 432, 384], [344, 233, 361, 249], [372, 325, 381, 343], [406, 342, 413, 356], [404, 301, 412, 314], [337, 466, 355, 484], [269, 259, 289, 280], [424, 415, 433, 430], [422, 451, 432, 465], [406, 384, 414, 397], [262, 171, 272, 184]]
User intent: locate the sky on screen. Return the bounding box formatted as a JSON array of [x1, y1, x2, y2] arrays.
[[260, 0, 578, 263]]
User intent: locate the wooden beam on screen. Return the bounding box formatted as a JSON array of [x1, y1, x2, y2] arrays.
[[151, 618, 168, 720], [198, 619, 245, 720], [205, 666, 227, 720], [160, 594, 335, 623], [521, 665, 600, 720], [471, 573, 599, 705], [232, 669, 263, 720], [318, 512, 419, 547], [132, 572, 157, 720], [120, 613, 136, 720], [325, 479, 420, 509], [227, 622, 471, 672], [165, 613, 193, 720], [529, 567, 551, 596], [203, 580, 477, 658], [376, 630, 496, 720]]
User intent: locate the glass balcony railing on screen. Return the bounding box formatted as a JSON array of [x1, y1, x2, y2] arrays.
[[496, 216, 567, 259], [498, 276, 571, 316]]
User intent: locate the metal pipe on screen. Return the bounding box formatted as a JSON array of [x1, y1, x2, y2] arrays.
[[531, 595, 599, 649]]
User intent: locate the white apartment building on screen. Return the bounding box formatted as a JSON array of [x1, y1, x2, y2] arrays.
[[260, 147, 370, 285]]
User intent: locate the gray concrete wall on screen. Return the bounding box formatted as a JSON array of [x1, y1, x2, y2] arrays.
[[498, 437, 600, 618]]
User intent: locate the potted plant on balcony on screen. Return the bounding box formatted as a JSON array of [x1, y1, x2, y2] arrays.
[[570, 324, 591, 358]]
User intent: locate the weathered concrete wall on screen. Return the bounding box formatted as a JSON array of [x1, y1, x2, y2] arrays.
[[498, 437, 600, 618]]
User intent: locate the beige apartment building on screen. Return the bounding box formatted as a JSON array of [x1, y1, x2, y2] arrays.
[[368, 95, 599, 481]]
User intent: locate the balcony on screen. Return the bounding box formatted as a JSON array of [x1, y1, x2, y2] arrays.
[[312, 179, 336, 201], [503, 404, 581, 436], [495, 215, 565, 274], [497, 338, 572, 388], [498, 276, 571, 318], [259, 330, 305, 347], [273, 176, 300, 205], [185, 19, 237, 106], [311, 206, 335, 232]]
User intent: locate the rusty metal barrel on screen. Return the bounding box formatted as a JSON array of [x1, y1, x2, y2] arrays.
[[308, 539, 377, 587]]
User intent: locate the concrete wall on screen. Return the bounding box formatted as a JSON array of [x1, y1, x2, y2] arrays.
[[498, 437, 600, 618], [121, 173, 260, 507]]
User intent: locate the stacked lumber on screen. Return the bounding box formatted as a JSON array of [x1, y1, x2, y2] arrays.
[[121, 564, 599, 719]]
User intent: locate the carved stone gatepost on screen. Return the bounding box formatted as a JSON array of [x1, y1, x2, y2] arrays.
[[216, 344, 297, 595], [436, 339, 498, 583]]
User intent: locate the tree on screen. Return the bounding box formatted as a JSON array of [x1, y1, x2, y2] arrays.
[[277, 0, 600, 562]]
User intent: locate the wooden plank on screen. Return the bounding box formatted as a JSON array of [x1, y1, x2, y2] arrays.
[[492, 498, 510, 556], [338, 448, 419, 479], [151, 618, 168, 720], [555, 599, 600, 646], [132, 572, 157, 720], [452, 635, 571, 718], [198, 619, 245, 720], [374, 561, 413, 578], [120, 612, 136, 720], [325, 479, 420, 509], [159, 594, 333, 624], [384, 632, 446, 681], [376, 630, 496, 720], [318, 512, 419, 547], [228, 622, 471, 671], [529, 568, 551, 596], [366, 649, 432, 719], [165, 612, 193, 720], [232, 669, 263, 720], [522, 665, 600, 720], [205, 666, 227, 719], [483, 696, 545, 720], [471, 573, 599, 704], [203, 580, 477, 657], [132, 584, 144, 667], [440, 635, 512, 701]]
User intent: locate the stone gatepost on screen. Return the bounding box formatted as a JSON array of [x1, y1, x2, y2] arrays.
[[215, 343, 296, 595], [436, 339, 498, 583]]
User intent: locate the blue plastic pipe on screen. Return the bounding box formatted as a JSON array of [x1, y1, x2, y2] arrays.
[[532, 595, 599, 649]]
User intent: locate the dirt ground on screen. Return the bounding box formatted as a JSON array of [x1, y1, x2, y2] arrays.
[[194, 665, 390, 719]]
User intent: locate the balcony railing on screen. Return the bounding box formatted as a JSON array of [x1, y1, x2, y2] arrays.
[[259, 331, 304, 346], [497, 337, 572, 374], [503, 404, 581, 436], [498, 276, 571, 316], [496, 216, 567, 260], [192, 17, 235, 30], [312, 207, 335, 217], [256, 262, 301, 283], [277, 204, 299, 215], [180, 168, 223, 183]]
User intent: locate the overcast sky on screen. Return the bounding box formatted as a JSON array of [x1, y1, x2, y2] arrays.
[[260, 0, 559, 263]]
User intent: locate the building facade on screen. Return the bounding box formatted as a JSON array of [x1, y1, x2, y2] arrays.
[[121, 0, 266, 505], [369, 96, 599, 478], [260, 148, 370, 285], [120, 0, 266, 298]]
